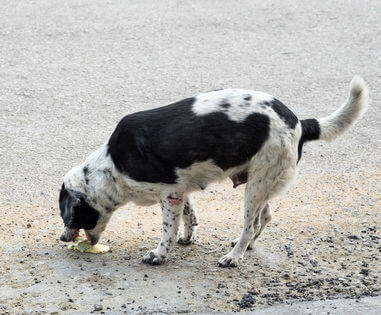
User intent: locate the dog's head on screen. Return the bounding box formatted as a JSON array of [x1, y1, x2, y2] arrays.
[[59, 184, 100, 244]]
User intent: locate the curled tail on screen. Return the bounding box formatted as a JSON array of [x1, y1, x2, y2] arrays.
[[300, 76, 369, 143]]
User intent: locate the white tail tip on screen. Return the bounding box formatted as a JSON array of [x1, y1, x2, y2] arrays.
[[317, 76, 369, 142]]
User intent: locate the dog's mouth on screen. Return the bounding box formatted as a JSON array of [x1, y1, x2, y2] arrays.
[[72, 229, 80, 242], [60, 227, 98, 245]]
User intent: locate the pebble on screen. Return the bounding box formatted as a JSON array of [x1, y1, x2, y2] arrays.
[[284, 245, 294, 257], [93, 304, 103, 311], [239, 293, 256, 308], [332, 225, 340, 233]]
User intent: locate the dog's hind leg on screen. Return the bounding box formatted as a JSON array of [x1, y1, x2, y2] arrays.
[[231, 203, 272, 250], [178, 196, 198, 245], [218, 176, 270, 267], [219, 157, 296, 267], [248, 203, 272, 248], [142, 191, 184, 265]]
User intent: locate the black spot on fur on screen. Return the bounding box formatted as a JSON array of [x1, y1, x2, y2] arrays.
[[263, 99, 298, 129], [183, 203, 190, 215], [59, 186, 99, 230], [220, 101, 231, 109], [106, 194, 119, 207], [102, 169, 112, 178], [298, 119, 321, 161], [239, 102, 250, 108], [83, 167, 89, 185], [108, 97, 270, 184], [244, 95, 251, 101]]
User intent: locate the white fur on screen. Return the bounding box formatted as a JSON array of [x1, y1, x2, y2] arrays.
[[192, 89, 274, 122], [318, 76, 369, 141]]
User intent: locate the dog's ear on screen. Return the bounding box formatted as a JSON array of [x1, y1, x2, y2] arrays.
[[59, 184, 81, 227], [59, 185, 99, 230], [71, 199, 100, 230]]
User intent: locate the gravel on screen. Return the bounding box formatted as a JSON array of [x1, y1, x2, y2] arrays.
[[93, 304, 103, 312], [0, 0, 380, 313]]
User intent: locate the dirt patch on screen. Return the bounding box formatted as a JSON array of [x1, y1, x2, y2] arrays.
[[0, 1, 380, 312], [0, 170, 379, 313]]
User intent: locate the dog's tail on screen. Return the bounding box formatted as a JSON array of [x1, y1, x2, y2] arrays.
[[300, 76, 369, 144]]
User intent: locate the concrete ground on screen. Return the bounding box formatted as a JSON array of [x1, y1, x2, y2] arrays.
[[243, 296, 381, 315], [0, 0, 380, 313]]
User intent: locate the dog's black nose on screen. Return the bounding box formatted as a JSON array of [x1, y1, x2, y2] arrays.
[[60, 234, 69, 242]]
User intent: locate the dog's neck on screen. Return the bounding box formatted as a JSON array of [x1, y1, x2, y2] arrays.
[[64, 144, 133, 213]]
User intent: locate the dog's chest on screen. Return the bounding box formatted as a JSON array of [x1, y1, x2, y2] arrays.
[[125, 185, 162, 206]]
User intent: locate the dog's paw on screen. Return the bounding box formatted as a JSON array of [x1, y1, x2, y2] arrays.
[[231, 238, 254, 250], [217, 253, 241, 268], [142, 250, 166, 265], [177, 232, 195, 245]]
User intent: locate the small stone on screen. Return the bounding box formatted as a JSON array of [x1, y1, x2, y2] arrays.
[[93, 304, 103, 311], [239, 293, 256, 308]]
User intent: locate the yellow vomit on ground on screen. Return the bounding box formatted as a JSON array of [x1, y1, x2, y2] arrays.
[[67, 231, 110, 254]]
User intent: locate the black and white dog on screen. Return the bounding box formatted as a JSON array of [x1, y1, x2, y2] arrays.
[[59, 77, 368, 267]]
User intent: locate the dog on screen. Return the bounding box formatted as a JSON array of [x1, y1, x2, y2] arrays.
[[59, 76, 368, 267]]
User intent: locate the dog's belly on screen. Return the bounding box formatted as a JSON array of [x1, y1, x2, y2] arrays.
[[133, 199, 157, 206], [176, 160, 248, 192]]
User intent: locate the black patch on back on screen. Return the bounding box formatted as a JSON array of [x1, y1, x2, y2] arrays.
[[59, 185, 99, 230], [298, 119, 321, 161], [243, 95, 251, 101], [263, 99, 298, 129], [107, 97, 270, 184]]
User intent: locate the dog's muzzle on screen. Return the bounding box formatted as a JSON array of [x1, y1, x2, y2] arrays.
[[59, 227, 79, 242]]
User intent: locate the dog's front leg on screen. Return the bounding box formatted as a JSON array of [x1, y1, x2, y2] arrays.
[[178, 196, 198, 245], [142, 191, 184, 265]]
